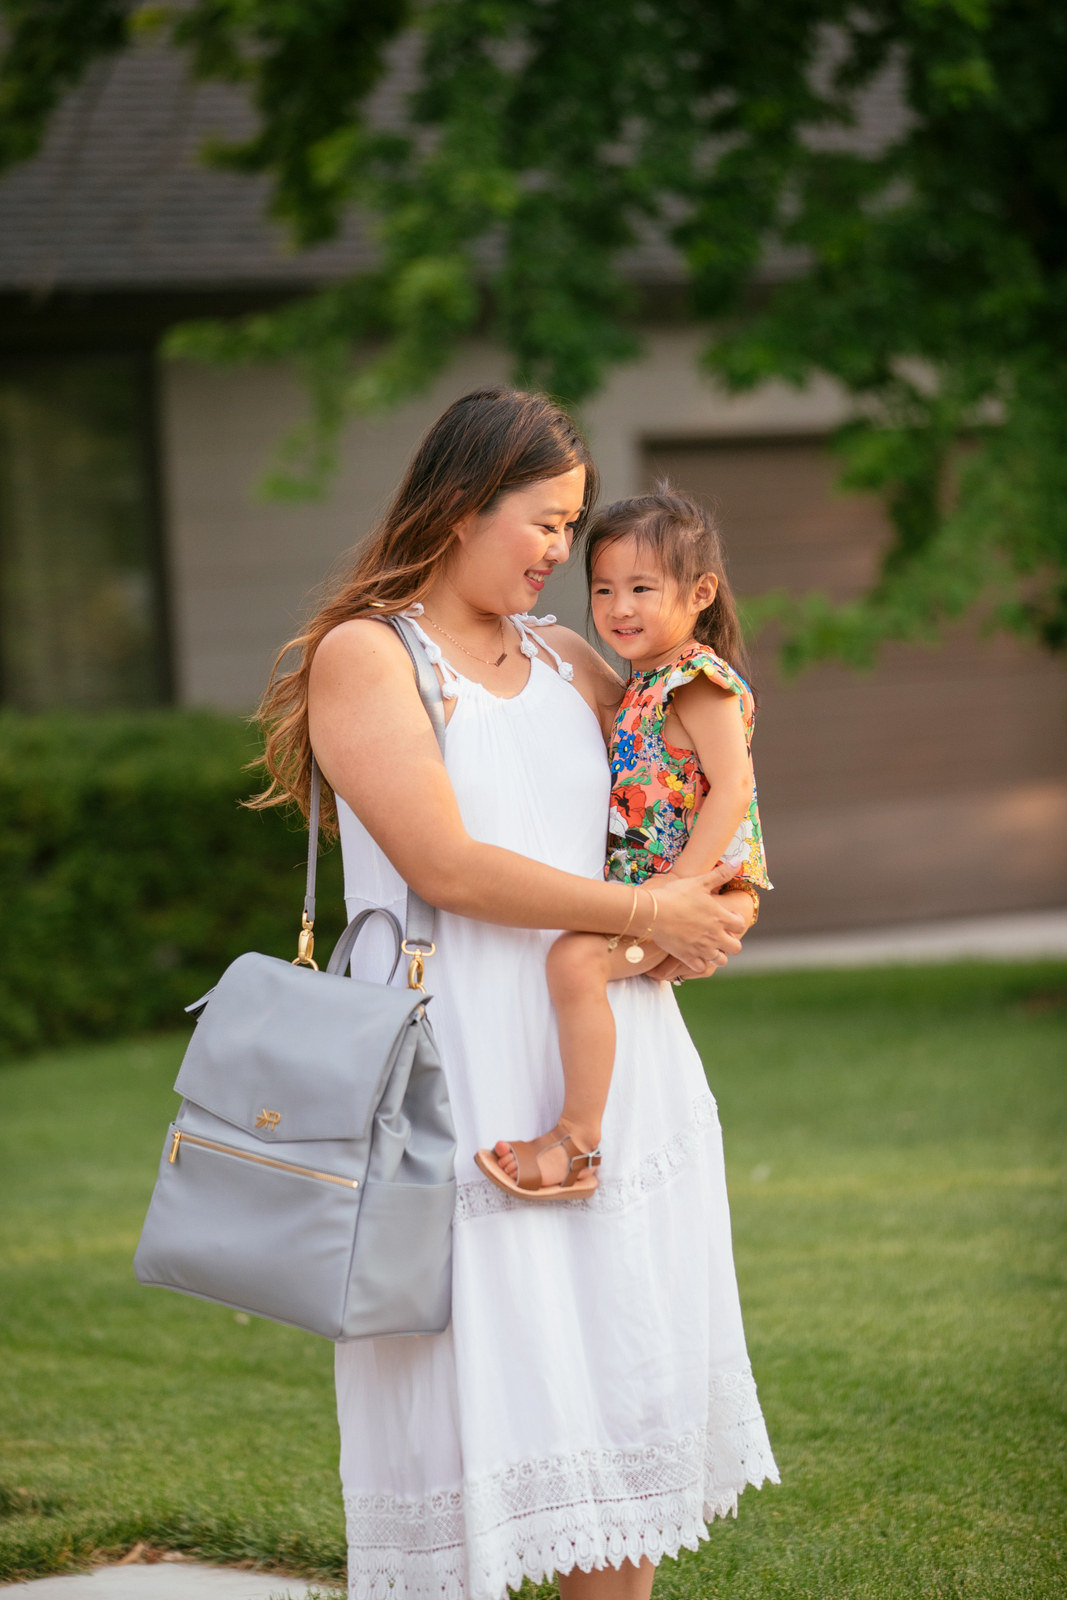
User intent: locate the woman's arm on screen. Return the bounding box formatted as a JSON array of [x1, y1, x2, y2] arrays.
[[308, 620, 745, 967]]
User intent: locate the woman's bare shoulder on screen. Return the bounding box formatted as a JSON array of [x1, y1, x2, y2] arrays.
[[311, 616, 410, 685]]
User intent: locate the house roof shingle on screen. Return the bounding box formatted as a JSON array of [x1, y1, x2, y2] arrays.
[[0, 35, 908, 296]]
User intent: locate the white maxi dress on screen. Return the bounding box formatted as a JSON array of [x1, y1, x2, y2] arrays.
[[334, 619, 779, 1600]]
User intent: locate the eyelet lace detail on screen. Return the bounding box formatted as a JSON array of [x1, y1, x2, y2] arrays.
[[342, 1367, 779, 1600], [455, 1093, 719, 1225]]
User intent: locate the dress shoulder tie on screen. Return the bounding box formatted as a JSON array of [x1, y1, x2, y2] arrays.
[[399, 605, 461, 699], [509, 613, 575, 682]]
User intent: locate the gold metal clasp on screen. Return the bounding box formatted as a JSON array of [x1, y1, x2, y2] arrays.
[[402, 940, 436, 992], [169, 1129, 181, 1164], [292, 911, 318, 969]]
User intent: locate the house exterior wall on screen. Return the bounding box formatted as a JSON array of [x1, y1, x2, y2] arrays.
[[645, 439, 1067, 933], [160, 328, 850, 706], [159, 329, 1067, 932], [162, 342, 507, 708]]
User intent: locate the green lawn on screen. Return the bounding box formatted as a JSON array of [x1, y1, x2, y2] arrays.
[[1, 963, 1064, 1597]]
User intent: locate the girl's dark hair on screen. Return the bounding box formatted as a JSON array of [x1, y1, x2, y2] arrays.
[[252, 387, 598, 833], [584, 482, 750, 681]]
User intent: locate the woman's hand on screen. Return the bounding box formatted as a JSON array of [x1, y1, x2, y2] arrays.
[[647, 951, 721, 983], [648, 862, 746, 971]]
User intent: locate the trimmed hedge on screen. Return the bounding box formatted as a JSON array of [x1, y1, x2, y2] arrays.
[[0, 711, 345, 1058]]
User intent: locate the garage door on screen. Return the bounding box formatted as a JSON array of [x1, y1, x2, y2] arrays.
[[644, 438, 1067, 934]]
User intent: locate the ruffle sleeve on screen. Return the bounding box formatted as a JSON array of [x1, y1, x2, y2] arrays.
[[662, 649, 756, 747]]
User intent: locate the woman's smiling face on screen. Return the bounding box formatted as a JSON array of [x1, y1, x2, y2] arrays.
[[590, 534, 717, 668], [449, 466, 586, 615]]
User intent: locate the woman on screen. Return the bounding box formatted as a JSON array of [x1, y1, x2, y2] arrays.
[[256, 388, 778, 1600]]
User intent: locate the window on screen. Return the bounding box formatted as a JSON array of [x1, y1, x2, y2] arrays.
[[0, 352, 170, 711]]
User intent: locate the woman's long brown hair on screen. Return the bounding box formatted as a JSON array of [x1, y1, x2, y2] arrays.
[[250, 387, 598, 835]]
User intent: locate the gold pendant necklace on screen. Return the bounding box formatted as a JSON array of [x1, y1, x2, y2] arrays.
[[423, 614, 508, 667]]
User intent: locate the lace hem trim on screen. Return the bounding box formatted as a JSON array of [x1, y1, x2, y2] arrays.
[[455, 1092, 719, 1225], [343, 1367, 779, 1600]]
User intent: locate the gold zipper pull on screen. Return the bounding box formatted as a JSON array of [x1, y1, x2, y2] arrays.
[[169, 1130, 181, 1164]]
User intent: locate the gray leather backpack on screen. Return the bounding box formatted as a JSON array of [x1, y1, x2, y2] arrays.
[[134, 617, 456, 1341]]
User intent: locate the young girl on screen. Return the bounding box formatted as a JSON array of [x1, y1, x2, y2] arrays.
[[476, 486, 771, 1198]]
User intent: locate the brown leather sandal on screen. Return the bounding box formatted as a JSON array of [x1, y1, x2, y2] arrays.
[[475, 1123, 601, 1201]]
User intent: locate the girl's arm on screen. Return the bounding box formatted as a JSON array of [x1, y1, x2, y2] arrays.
[[307, 620, 746, 968], [642, 675, 758, 978], [664, 674, 754, 880]]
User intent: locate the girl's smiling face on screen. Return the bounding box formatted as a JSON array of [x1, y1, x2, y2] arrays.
[[590, 534, 718, 670]]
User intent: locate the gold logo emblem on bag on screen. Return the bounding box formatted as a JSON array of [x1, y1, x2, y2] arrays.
[[255, 1108, 282, 1131]]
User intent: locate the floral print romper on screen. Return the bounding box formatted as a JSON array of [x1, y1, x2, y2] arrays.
[[606, 643, 771, 890]]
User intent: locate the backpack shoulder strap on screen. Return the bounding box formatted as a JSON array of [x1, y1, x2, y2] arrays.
[[387, 615, 444, 953], [302, 614, 445, 959]]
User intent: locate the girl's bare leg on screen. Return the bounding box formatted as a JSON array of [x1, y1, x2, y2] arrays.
[[493, 933, 668, 1189], [550, 930, 616, 1157], [558, 1556, 656, 1600]]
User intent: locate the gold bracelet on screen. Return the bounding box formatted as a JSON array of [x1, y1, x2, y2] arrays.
[[624, 887, 659, 965], [720, 879, 760, 924], [606, 887, 639, 952]]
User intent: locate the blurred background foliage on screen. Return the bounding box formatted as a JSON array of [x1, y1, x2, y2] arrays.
[[0, 712, 344, 1058], [0, 0, 1065, 674]]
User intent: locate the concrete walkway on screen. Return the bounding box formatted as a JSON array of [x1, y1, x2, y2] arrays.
[[1, 1564, 329, 1600], [727, 907, 1067, 974]]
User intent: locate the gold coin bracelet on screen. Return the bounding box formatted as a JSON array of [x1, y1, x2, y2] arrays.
[[625, 887, 659, 965], [606, 887, 639, 952]]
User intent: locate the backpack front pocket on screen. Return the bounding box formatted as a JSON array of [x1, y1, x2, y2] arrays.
[[167, 1128, 360, 1188], [134, 1123, 362, 1339]]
